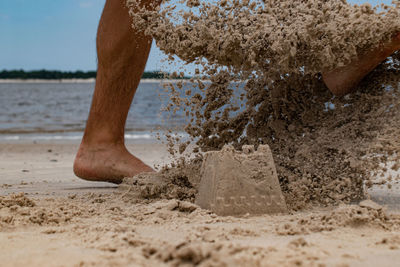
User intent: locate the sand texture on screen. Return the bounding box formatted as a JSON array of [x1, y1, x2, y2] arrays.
[[1, 143, 400, 266], [196, 144, 287, 216]]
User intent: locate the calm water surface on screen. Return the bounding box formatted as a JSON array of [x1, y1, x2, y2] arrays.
[[0, 82, 187, 141]]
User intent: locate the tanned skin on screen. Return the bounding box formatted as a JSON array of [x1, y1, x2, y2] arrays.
[[322, 33, 400, 96], [74, 0, 400, 183], [73, 0, 158, 184]]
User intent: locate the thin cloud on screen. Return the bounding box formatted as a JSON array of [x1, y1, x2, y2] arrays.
[[79, 1, 94, 8]]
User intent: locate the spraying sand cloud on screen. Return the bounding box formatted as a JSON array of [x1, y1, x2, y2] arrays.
[[126, 0, 400, 210]]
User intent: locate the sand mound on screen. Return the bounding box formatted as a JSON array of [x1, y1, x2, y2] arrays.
[[121, 158, 201, 202], [276, 200, 396, 235]]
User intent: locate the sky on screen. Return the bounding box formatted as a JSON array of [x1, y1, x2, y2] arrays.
[[0, 0, 393, 72]]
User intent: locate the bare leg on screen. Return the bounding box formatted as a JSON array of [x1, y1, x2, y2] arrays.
[[74, 0, 157, 184], [323, 33, 400, 96]]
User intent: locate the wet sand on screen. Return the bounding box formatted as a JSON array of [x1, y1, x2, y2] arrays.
[[1, 142, 400, 266]]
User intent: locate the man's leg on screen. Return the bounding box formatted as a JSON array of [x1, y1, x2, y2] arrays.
[[74, 0, 156, 184], [323, 33, 400, 96]]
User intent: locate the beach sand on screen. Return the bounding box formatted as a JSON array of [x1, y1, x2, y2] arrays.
[[1, 142, 400, 267]]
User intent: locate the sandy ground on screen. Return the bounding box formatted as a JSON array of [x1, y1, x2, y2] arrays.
[[1, 142, 400, 267]]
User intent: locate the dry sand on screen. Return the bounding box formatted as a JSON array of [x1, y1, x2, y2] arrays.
[[1, 142, 400, 267]]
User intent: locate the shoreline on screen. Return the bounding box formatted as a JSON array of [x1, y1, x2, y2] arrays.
[[0, 78, 192, 84], [0, 130, 189, 145]]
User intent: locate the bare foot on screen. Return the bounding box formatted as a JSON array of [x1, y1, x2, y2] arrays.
[[73, 144, 154, 184], [322, 33, 400, 96]]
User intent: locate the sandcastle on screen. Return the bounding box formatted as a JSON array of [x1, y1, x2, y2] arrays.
[[196, 144, 288, 216], [121, 144, 288, 216]]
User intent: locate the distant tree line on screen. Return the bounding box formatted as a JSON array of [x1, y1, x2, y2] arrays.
[[0, 69, 172, 80]]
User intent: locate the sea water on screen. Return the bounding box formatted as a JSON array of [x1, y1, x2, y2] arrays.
[[0, 81, 188, 143]]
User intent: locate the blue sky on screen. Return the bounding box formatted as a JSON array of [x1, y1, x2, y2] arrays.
[[0, 0, 392, 72]]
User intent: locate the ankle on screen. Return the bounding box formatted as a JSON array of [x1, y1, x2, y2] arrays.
[[80, 131, 125, 150], [78, 140, 126, 156]]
